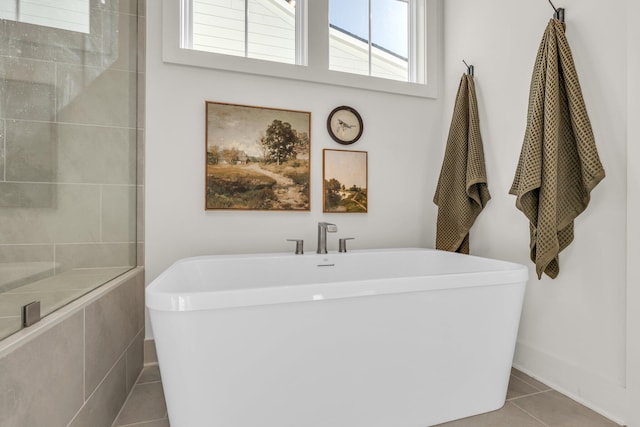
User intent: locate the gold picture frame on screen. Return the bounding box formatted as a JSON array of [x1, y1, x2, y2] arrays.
[[205, 101, 311, 211]]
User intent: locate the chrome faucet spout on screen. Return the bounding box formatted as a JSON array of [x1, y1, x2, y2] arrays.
[[317, 222, 338, 254]]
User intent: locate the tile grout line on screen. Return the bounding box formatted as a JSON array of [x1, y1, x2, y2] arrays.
[[509, 398, 553, 427], [115, 372, 134, 424], [64, 308, 87, 427], [111, 385, 137, 426], [3, 119, 6, 181], [54, 62, 58, 123], [0, 242, 56, 246], [116, 416, 169, 427], [137, 379, 162, 385], [99, 184, 103, 242], [87, 353, 129, 418], [112, 350, 148, 427], [112, 340, 150, 427], [51, 243, 57, 275], [0, 180, 138, 187], [0, 117, 139, 131], [511, 370, 553, 392], [54, 244, 58, 275], [83, 307, 86, 402], [114, 381, 168, 426], [12, 242, 137, 245], [507, 389, 552, 402]]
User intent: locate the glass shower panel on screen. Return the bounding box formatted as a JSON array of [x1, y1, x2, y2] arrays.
[[0, 1, 139, 340]]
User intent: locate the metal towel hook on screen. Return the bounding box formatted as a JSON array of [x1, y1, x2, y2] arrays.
[[547, 0, 565, 21], [462, 60, 474, 77]]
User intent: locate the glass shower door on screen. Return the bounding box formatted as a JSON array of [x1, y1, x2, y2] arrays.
[[0, 0, 140, 340]]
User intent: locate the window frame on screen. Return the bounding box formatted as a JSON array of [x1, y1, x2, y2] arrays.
[[162, 0, 440, 98]]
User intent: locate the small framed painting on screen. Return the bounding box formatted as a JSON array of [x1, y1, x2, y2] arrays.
[[323, 149, 368, 213], [205, 101, 311, 211]]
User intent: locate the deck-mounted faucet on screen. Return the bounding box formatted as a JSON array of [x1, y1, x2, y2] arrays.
[[317, 222, 337, 254]]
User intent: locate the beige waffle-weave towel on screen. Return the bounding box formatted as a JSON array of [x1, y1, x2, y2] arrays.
[[434, 73, 490, 254], [510, 19, 605, 279]]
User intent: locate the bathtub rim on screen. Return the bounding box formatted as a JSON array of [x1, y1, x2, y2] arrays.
[[146, 248, 528, 313]]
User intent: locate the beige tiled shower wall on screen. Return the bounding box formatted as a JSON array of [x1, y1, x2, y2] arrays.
[[0, 0, 143, 291], [0, 267, 145, 427]]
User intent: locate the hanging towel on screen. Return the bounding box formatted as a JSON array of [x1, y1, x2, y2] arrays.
[[434, 73, 490, 254], [509, 19, 605, 279]]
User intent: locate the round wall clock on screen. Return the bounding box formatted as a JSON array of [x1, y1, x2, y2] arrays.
[[327, 106, 363, 145]]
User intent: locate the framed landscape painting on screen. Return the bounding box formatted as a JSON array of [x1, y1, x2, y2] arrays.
[[205, 101, 311, 211], [323, 149, 368, 213]]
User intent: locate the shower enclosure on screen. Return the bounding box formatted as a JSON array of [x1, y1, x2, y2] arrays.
[[0, 0, 141, 340]]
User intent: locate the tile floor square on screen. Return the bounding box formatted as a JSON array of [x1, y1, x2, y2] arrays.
[[113, 366, 622, 427]]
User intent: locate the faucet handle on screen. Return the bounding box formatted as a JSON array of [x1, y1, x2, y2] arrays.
[[338, 238, 355, 253], [286, 239, 304, 255]]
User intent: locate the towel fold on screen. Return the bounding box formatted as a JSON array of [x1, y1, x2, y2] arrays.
[[510, 19, 605, 279], [434, 73, 490, 254]]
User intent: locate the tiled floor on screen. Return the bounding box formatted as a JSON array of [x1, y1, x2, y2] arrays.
[[113, 365, 168, 427], [114, 366, 622, 427], [436, 369, 621, 427]]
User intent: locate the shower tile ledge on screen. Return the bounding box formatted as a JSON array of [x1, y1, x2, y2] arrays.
[[0, 266, 143, 358]]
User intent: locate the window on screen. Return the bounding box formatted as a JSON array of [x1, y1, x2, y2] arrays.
[[0, 0, 90, 34], [187, 0, 299, 65], [164, 0, 439, 97], [329, 0, 410, 82]]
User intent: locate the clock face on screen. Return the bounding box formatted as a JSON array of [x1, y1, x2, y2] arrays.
[[327, 106, 363, 145]]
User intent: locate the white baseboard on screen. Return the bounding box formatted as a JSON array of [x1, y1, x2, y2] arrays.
[[513, 341, 628, 426]]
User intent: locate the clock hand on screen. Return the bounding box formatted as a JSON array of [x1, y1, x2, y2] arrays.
[[337, 119, 355, 129]]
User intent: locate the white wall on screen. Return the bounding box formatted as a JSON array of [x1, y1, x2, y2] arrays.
[[147, 0, 639, 423], [626, 1, 640, 425], [145, 3, 444, 334], [443, 0, 635, 424]]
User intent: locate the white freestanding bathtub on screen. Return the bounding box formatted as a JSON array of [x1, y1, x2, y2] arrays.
[[147, 248, 528, 427]]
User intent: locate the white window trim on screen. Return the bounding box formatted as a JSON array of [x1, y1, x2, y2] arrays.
[[162, 0, 441, 98]]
